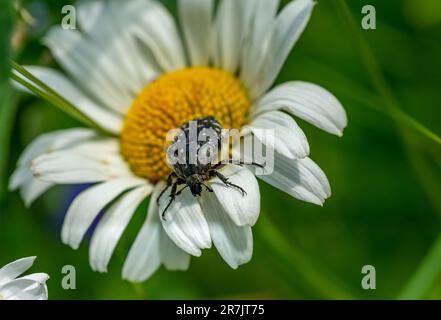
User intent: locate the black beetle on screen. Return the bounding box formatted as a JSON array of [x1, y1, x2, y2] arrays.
[[157, 116, 261, 219]]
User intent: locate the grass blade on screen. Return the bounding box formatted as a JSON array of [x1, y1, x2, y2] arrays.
[[10, 61, 115, 137], [335, 0, 441, 299], [399, 233, 441, 299], [257, 214, 354, 299]]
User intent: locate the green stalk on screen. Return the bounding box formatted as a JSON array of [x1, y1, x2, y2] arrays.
[[399, 233, 441, 299], [257, 214, 354, 299], [390, 108, 441, 145], [335, 0, 441, 299], [11, 61, 115, 137], [335, 0, 440, 144], [11, 61, 76, 108], [10, 72, 104, 133], [301, 58, 441, 145], [11, 73, 66, 110]]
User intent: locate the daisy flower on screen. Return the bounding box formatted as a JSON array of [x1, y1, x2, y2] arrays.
[[0, 257, 49, 300], [10, 0, 347, 282]]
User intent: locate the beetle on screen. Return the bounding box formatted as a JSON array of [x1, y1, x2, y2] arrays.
[[157, 116, 261, 219]]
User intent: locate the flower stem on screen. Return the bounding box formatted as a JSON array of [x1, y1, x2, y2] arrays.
[[334, 0, 441, 210], [10, 61, 115, 137], [301, 58, 441, 145], [256, 214, 354, 299], [390, 108, 441, 145], [335, 0, 441, 145], [398, 233, 441, 299], [335, 0, 441, 299]]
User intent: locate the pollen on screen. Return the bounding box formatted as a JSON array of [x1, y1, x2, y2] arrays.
[[120, 67, 251, 182]]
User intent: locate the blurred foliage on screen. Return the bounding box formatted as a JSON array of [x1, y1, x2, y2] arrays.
[[0, 0, 15, 203], [1, 0, 441, 299]]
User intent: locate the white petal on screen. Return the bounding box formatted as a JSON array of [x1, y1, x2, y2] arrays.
[[179, 0, 213, 66], [257, 154, 331, 205], [31, 156, 123, 183], [122, 184, 190, 281], [210, 165, 260, 227], [199, 191, 253, 269], [108, 0, 159, 88], [234, 135, 330, 204], [240, 0, 280, 87], [122, 185, 162, 282], [212, 0, 252, 73], [159, 187, 211, 257], [19, 177, 53, 208], [19, 272, 49, 284], [252, 81, 348, 136], [30, 139, 132, 184], [0, 278, 48, 300], [76, 0, 105, 33], [9, 167, 28, 192], [248, 0, 315, 98], [43, 27, 132, 113], [77, 0, 158, 95], [13, 67, 123, 134], [18, 273, 50, 300], [245, 110, 309, 159], [12, 165, 53, 207], [89, 185, 152, 272], [128, 0, 186, 71], [62, 177, 148, 250], [160, 230, 191, 271], [0, 257, 36, 287], [13, 128, 96, 170], [9, 129, 97, 206]]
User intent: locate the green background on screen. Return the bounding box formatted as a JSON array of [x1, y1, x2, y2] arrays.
[[1, 0, 441, 299]]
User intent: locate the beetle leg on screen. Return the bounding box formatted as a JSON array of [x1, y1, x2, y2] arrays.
[[161, 180, 179, 220], [202, 183, 213, 192], [232, 161, 265, 168], [157, 172, 177, 205], [211, 162, 224, 170], [212, 160, 265, 169], [208, 170, 247, 196], [175, 185, 189, 196], [243, 161, 265, 169]]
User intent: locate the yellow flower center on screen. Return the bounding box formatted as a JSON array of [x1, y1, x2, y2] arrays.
[[120, 67, 251, 182]]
